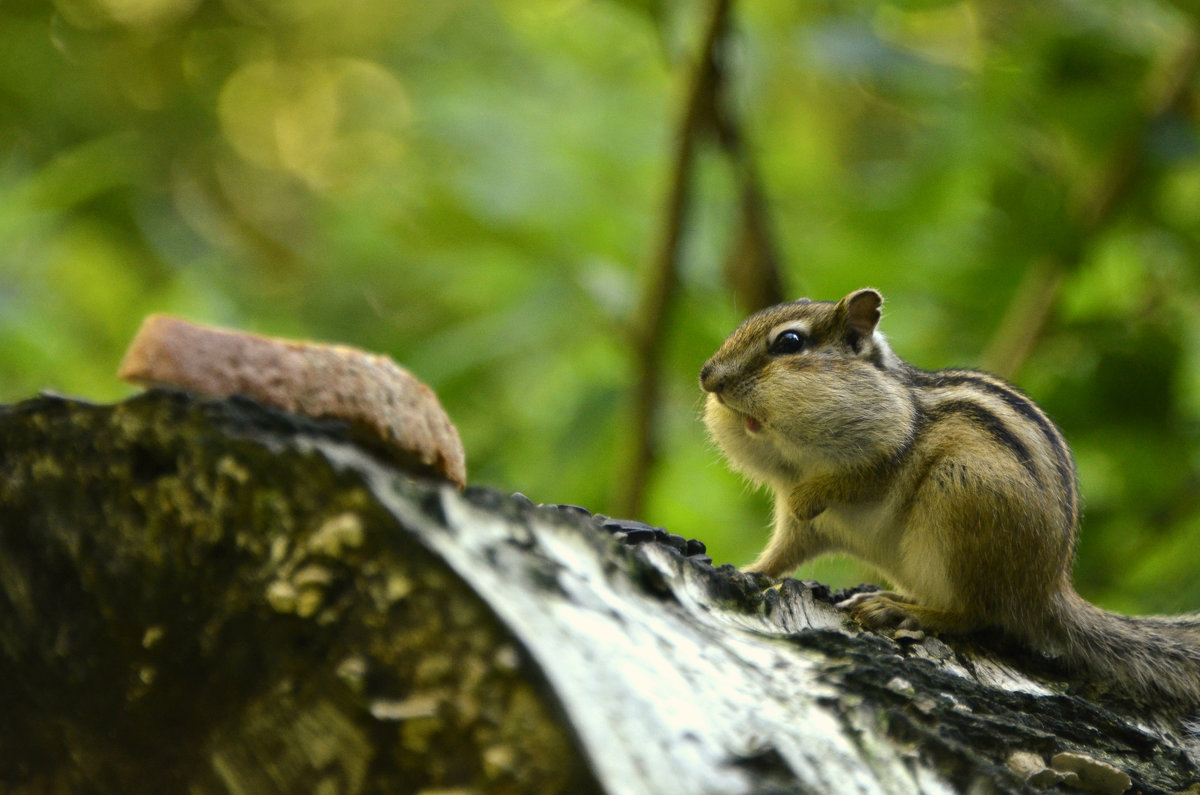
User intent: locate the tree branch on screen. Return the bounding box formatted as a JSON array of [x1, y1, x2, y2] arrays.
[[716, 94, 787, 312], [981, 31, 1200, 378], [618, 0, 732, 517]]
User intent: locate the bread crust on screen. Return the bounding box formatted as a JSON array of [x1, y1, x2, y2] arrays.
[[119, 315, 466, 487]]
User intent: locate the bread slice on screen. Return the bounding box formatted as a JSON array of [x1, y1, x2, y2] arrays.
[[119, 315, 466, 487]]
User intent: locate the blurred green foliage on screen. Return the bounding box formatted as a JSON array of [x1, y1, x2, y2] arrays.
[[3, 0, 1200, 614]]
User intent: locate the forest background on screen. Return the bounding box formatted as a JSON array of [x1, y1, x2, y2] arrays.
[[3, 0, 1200, 614]]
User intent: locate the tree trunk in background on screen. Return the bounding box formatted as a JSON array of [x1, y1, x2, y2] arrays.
[[1, 391, 1195, 793]]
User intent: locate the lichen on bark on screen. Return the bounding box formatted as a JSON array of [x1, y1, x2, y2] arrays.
[[0, 390, 593, 794]]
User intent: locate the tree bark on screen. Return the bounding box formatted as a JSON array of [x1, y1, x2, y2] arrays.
[[1, 390, 1196, 793]]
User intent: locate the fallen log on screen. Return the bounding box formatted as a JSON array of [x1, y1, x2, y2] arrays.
[[1, 390, 1195, 793]]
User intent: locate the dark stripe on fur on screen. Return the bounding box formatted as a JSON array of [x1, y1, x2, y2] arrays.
[[909, 368, 1078, 519], [927, 399, 1040, 482]]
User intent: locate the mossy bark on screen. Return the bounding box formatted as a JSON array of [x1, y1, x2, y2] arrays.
[[1, 390, 1198, 794], [0, 391, 591, 794]]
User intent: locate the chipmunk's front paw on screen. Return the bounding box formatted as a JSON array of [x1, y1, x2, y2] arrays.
[[837, 591, 924, 632]]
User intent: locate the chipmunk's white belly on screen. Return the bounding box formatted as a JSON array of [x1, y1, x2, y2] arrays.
[[813, 497, 957, 609]]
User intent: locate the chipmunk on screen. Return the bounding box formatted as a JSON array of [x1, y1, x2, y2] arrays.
[[700, 287, 1200, 708]]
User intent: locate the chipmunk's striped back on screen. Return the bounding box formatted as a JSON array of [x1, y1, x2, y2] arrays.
[[903, 367, 1079, 541]]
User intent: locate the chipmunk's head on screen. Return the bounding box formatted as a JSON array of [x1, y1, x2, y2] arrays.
[[700, 288, 912, 485]]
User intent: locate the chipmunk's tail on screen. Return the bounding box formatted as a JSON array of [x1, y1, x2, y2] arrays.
[[1046, 588, 1200, 710]]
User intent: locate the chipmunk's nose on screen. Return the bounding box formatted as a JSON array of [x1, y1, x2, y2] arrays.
[[699, 360, 726, 394]]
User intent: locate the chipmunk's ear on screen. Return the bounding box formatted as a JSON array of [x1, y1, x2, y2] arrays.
[[837, 288, 883, 345]]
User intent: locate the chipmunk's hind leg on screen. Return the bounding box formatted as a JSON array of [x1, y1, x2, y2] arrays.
[[839, 591, 976, 635]]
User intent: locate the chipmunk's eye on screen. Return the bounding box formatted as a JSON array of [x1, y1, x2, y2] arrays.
[[769, 329, 808, 355]]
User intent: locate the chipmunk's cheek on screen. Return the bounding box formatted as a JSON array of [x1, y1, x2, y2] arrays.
[[744, 415, 763, 434]]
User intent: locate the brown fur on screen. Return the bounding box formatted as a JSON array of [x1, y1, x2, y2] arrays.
[[701, 288, 1200, 710]]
